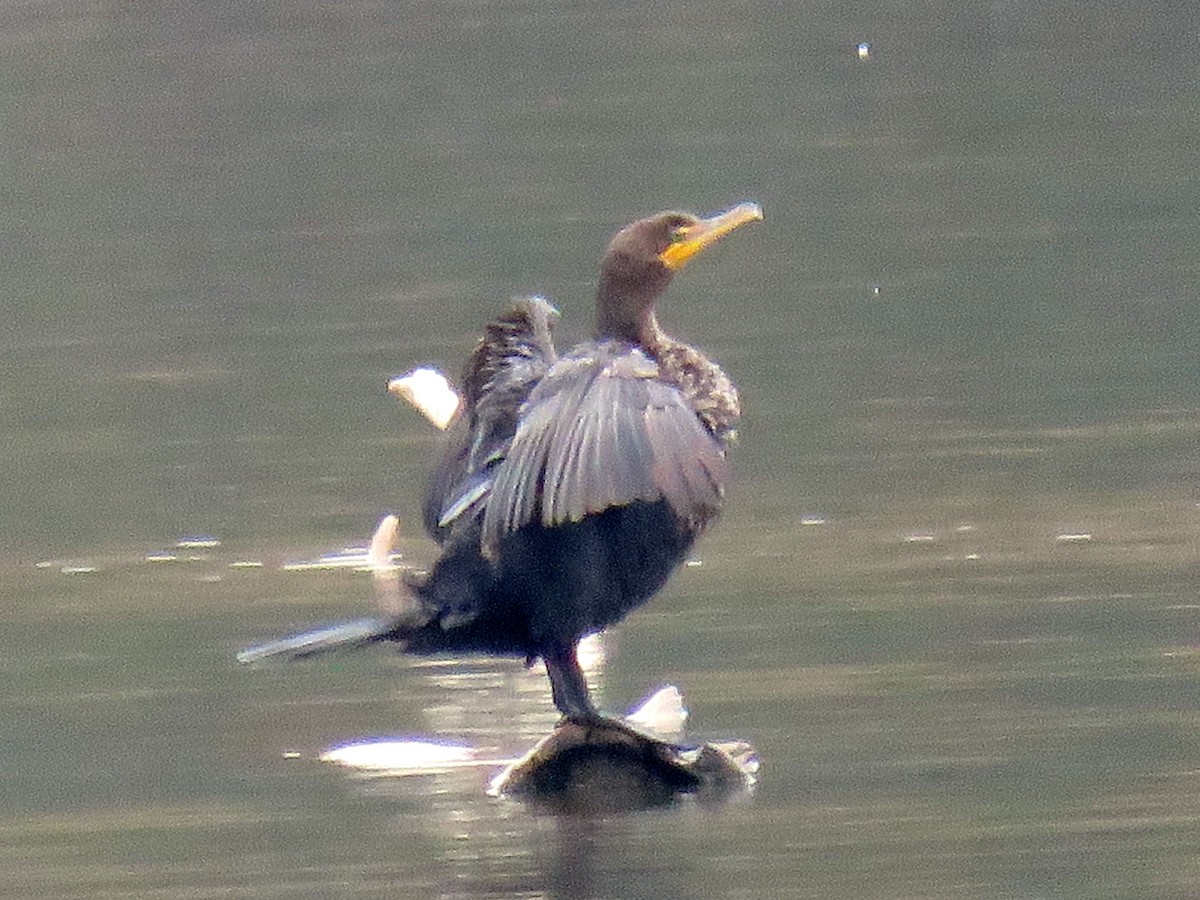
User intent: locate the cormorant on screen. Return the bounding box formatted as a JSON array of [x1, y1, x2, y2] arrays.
[[240, 203, 762, 720]]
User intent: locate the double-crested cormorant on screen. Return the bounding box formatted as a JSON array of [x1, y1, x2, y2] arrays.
[[241, 202, 762, 720]]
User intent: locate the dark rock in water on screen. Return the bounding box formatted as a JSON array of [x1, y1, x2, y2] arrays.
[[489, 717, 757, 813]]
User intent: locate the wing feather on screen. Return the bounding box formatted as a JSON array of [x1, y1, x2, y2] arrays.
[[426, 296, 559, 539], [483, 344, 727, 550]]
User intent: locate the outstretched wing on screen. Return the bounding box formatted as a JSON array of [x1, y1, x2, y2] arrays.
[[425, 296, 559, 540], [481, 343, 728, 550]]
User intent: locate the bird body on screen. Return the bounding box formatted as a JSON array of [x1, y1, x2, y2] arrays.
[[241, 203, 762, 719]]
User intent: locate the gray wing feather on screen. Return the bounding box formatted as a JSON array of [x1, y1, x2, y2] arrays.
[[427, 296, 559, 539], [483, 348, 726, 550]]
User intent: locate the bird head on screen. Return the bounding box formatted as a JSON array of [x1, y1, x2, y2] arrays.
[[596, 202, 763, 343]]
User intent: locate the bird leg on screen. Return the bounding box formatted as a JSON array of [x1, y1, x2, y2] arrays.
[[542, 642, 599, 721]]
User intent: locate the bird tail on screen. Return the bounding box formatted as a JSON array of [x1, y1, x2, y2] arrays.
[[236, 616, 398, 664], [236, 511, 531, 665]]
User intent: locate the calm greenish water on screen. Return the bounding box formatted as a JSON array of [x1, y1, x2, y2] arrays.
[[4, 1, 1199, 897]]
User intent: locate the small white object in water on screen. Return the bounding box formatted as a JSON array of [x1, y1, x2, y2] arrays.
[[146, 553, 177, 563], [576, 633, 604, 670], [625, 685, 688, 737], [367, 514, 401, 574], [527, 633, 605, 675], [1056, 532, 1093, 543], [177, 536, 221, 549], [905, 532, 936, 543], [60, 565, 98, 575], [800, 515, 827, 526], [857, 41, 871, 60], [388, 367, 461, 430], [367, 514, 409, 615], [320, 739, 482, 773]]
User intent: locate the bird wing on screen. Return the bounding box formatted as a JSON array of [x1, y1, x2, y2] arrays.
[[426, 297, 559, 539], [481, 345, 728, 550]]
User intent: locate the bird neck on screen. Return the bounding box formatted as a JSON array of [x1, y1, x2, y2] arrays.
[[594, 284, 666, 349]]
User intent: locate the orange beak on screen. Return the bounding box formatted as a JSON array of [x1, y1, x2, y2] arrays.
[[659, 201, 764, 271]]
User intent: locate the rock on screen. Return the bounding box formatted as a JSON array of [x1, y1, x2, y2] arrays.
[[488, 716, 757, 813]]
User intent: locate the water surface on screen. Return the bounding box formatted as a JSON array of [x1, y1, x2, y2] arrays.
[[4, 1, 1200, 897]]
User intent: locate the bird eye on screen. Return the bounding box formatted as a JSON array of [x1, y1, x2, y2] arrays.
[[668, 225, 688, 244]]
